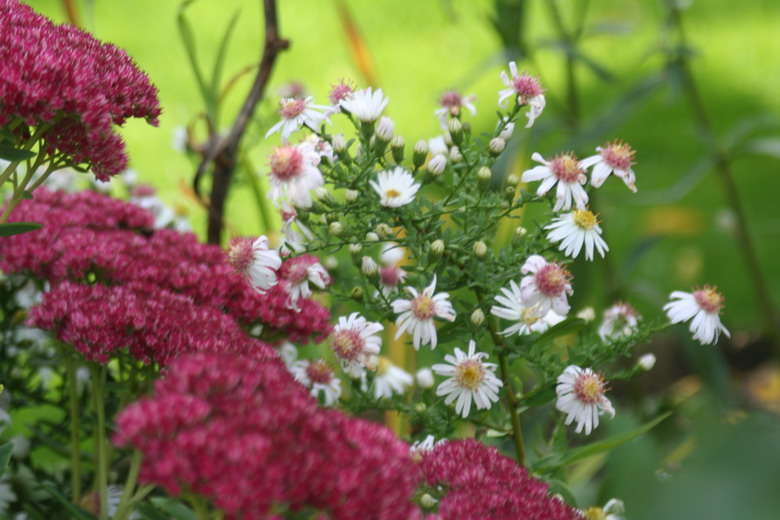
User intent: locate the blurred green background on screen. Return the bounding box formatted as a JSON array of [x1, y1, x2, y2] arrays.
[[24, 0, 780, 517]]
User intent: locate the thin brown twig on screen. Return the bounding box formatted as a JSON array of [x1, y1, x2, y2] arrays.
[[193, 0, 289, 244]]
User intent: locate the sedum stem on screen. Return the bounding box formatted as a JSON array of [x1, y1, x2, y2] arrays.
[[66, 358, 82, 504]]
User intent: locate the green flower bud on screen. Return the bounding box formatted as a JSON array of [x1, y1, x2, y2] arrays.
[[489, 137, 506, 156], [471, 308, 485, 327], [329, 221, 343, 236], [473, 240, 487, 258], [413, 140, 428, 168]]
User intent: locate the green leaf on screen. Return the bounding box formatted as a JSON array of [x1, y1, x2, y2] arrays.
[[41, 483, 98, 520], [177, 0, 213, 117], [0, 142, 35, 161], [210, 9, 241, 100], [136, 503, 172, 520], [743, 137, 780, 159], [0, 222, 42, 237], [150, 497, 197, 520], [547, 478, 578, 507], [0, 442, 13, 478], [527, 318, 586, 349], [21, 190, 34, 200], [521, 384, 556, 407]]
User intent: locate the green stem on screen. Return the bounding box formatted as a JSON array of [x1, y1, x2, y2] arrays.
[[113, 450, 143, 520], [90, 364, 108, 520], [66, 358, 82, 504], [666, 0, 780, 350], [0, 124, 50, 187]]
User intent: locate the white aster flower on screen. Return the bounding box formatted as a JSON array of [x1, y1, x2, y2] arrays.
[[267, 143, 324, 208], [283, 256, 330, 306], [637, 353, 656, 372], [378, 242, 407, 296], [435, 90, 477, 129], [415, 367, 435, 389], [227, 235, 282, 294], [265, 96, 329, 141], [491, 280, 565, 336], [279, 203, 314, 254], [598, 302, 641, 341], [519, 255, 573, 316], [369, 167, 421, 208], [371, 355, 413, 399], [498, 61, 546, 127], [275, 341, 298, 366], [289, 359, 342, 406], [580, 140, 638, 192], [582, 498, 626, 520], [545, 209, 609, 261], [340, 87, 389, 123], [522, 152, 588, 211], [331, 313, 383, 378], [663, 286, 730, 345], [428, 135, 448, 156], [410, 435, 446, 461], [392, 275, 456, 350], [556, 365, 615, 435], [432, 340, 503, 418]]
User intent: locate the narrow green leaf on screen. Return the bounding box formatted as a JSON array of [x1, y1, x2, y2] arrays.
[[0, 142, 35, 161], [210, 10, 241, 101], [547, 479, 578, 507], [521, 384, 556, 407], [177, 0, 213, 116], [528, 318, 586, 348], [21, 190, 34, 200], [0, 442, 13, 478], [0, 222, 42, 237], [136, 503, 173, 520], [41, 483, 98, 520], [150, 497, 197, 520]]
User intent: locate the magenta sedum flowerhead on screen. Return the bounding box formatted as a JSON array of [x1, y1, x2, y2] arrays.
[[0, 0, 161, 179]]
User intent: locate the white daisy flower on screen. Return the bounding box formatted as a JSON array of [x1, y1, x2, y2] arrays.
[[545, 209, 609, 261], [428, 135, 448, 156], [275, 341, 298, 366], [580, 140, 638, 192], [556, 365, 615, 435], [289, 359, 342, 406], [663, 286, 730, 345], [340, 87, 389, 123], [432, 340, 503, 418], [371, 355, 413, 399], [282, 256, 330, 306], [498, 61, 546, 128], [410, 435, 446, 461], [519, 255, 573, 316], [491, 280, 565, 336], [331, 313, 383, 378], [435, 90, 477, 129], [265, 96, 329, 141], [598, 302, 640, 341], [581, 498, 626, 520], [415, 367, 435, 388], [392, 275, 456, 350], [522, 152, 588, 212], [369, 167, 421, 208], [378, 243, 407, 296], [267, 143, 324, 208], [227, 235, 282, 294]]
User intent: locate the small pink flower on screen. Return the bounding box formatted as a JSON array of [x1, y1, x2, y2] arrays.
[[580, 140, 638, 192], [522, 152, 588, 211], [498, 61, 546, 128], [519, 255, 573, 316], [265, 96, 330, 141]]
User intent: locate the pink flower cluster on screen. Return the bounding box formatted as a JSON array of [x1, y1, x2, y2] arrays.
[[0, 189, 331, 349], [114, 352, 421, 520], [419, 439, 580, 520], [0, 0, 161, 179]]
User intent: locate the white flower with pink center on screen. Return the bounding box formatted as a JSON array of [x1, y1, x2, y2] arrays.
[[556, 365, 615, 435], [265, 96, 330, 142], [432, 340, 503, 418], [498, 61, 546, 128], [435, 90, 477, 129], [327, 78, 356, 114], [519, 255, 573, 316], [392, 275, 456, 350], [340, 87, 389, 123], [331, 313, 383, 378], [580, 140, 638, 192], [371, 356, 413, 399], [522, 152, 588, 211], [369, 167, 421, 208], [545, 209, 609, 261], [491, 280, 565, 336], [289, 359, 342, 406], [267, 143, 324, 208], [227, 235, 282, 294], [281, 254, 331, 307], [598, 302, 640, 341], [378, 242, 407, 296], [663, 286, 730, 345]]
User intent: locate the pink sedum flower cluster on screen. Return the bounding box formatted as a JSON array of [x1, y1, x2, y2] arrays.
[[419, 439, 580, 520], [114, 352, 421, 520], [0, 0, 161, 179]]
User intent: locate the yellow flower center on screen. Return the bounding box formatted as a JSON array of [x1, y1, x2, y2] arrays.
[[694, 285, 724, 314], [385, 189, 401, 199], [411, 295, 436, 320], [574, 372, 606, 404], [376, 356, 392, 375], [583, 507, 606, 520], [573, 210, 597, 230], [521, 307, 541, 325], [455, 360, 485, 390]]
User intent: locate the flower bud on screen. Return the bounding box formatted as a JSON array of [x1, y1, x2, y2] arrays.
[[350, 286, 364, 301], [332, 133, 347, 153], [489, 137, 506, 156], [361, 256, 378, 276], [328, 221, 343, 236], [506, 174, 520, 186], [577, 307, 596, 322], [462, 121, 472, 141], [390, 135, 405, 163], [323, 255, 339, 270], [420, 494, 438, 509], [375, 116, 394, 142], [470, 308, 485, 327], [375, 223, 393, 239], [447, 118, 463, 145], [426, 154, 447, 176], [499, 121, 515, 141], [448, 146, 462, 163], [443, 131, 453, 147], [349, 243, 362, 256], [637, 353, 656, 372], [416, 368, 434, 389], [314, 186, 332, 203], [504, 185, 515, 201], [413, 140, 428, 168], [473, 240, 487, 258], [430, 239, 445, 258], [477, 166, 492, 187], [345, 189, 359, 203], [365, 231, 380, 242]]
